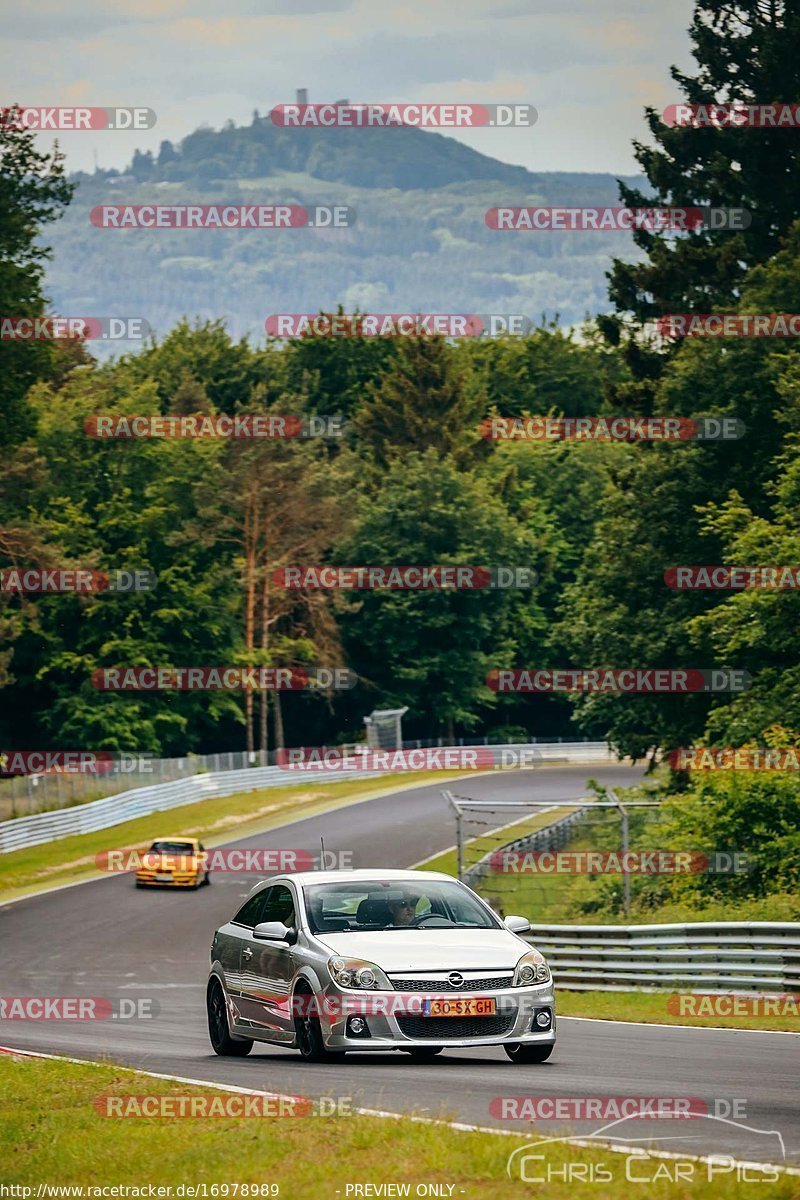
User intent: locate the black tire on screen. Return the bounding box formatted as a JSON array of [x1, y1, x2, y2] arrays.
[[504, 1041, 554, 1064], [204, 871, 211, 886], [207, 978, 253, 1056], [293, 989, 345, 1063], [405, 1047, 444, 1061]]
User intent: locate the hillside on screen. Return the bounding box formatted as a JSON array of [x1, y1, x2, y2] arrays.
[[45, 114, 645, 348]]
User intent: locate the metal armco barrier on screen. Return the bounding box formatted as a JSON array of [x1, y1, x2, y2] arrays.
[[524, 922, 800, 992], [0, 741, 614, 854], [463, 806, 590, 888]]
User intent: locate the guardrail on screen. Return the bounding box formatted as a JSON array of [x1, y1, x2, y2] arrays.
[[524, 922, 800, 992], [0, 737, 614, 820], [463, 806, 591, 889], [0, 741, 614, 854]]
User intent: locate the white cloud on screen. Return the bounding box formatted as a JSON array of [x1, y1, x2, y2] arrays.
[[0, 0, 696, 174]]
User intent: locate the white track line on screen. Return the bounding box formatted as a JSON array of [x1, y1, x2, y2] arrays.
[[409, 805, 557, 869], [559, 1015, 799, 1036], [1, 1043, 796, 1176]]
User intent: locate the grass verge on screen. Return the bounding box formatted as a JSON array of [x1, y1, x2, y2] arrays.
[[0, 1054, 794, 1197], [0, 770, 469, 901], [556, 989, 800, 1032]]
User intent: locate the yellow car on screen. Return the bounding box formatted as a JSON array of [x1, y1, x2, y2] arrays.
[[135, 836, 210, 889]]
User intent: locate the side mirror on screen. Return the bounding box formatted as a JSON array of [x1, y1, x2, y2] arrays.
[[253, 921, 295, 943], [504, 914, 531, 934]]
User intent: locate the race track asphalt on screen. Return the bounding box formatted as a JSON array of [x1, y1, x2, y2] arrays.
[[1, 764, 797, 1169]]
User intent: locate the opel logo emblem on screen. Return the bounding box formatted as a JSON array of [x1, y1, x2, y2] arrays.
[[448, 971, 464, 988]]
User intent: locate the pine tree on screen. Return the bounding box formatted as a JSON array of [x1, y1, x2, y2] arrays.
[[608, 0, 800, 322], [0, 105, 73, 445]]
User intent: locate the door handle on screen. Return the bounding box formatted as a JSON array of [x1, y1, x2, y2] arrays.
[[242, 946, 253, 960]]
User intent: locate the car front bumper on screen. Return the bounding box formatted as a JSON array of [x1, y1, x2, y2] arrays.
[[136, 873, 199, 887], [317, 982, 556, 1050]]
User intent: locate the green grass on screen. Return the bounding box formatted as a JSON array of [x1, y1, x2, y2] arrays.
[[1, 1055, 794, 1197], [556, 989, 800, 1032], [0, 770, 469, 901]]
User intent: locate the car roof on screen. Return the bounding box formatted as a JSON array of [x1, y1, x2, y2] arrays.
[[248, 868, 456, 892], [150, 835, 199, 844]]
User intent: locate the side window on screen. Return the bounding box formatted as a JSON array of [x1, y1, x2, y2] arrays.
[[232, 890, 267, 928], [261, 884, 295, 928]]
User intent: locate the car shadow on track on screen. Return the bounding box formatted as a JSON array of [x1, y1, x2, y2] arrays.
[[199, 1049, 556, 1069]]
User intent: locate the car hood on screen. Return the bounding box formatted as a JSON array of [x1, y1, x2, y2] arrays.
[[315, 928, 529, 972]]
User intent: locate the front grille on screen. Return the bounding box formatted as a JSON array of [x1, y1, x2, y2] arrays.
[[390, 975, 513, 992], [396, 1011, 516, 1040]]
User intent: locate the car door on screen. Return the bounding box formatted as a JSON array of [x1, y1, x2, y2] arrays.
[[237, 883, 298, 1040], [214, 888, 269, 1019]]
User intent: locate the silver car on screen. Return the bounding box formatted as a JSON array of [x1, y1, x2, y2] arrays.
[[207, 868, 555, 1063]]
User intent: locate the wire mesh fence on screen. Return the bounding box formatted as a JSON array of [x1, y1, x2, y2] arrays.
[[445, 792, 705, 921]]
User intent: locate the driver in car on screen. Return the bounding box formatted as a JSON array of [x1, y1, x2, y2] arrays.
[[387, 892, 420, 926]]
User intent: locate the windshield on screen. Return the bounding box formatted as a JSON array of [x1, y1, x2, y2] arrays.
[[303, 879, 500, 934], [149, 841, 196, 855]]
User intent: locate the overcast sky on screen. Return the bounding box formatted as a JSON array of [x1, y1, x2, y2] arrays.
[[1, 0, 696, 176]]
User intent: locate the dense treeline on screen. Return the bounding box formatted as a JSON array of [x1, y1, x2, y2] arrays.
[[3, 264, 799, 763], [2, 0, 800, 782]]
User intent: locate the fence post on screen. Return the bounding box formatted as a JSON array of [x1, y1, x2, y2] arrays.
[[609, 789, 630, 919]]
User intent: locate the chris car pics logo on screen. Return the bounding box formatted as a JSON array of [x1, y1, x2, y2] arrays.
[[506, 1114, 786, 1184]]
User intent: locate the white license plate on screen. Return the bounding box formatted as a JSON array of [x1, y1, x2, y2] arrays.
[[155, 873, 172, 882]]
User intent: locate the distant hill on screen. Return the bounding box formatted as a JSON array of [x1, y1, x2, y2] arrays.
[[44, 113, 645, 351], [112, 112, 540, 191]]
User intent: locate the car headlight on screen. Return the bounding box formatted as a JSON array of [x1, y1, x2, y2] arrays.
[[328, 957, 390, 990], [513, 950, 550, 986]]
